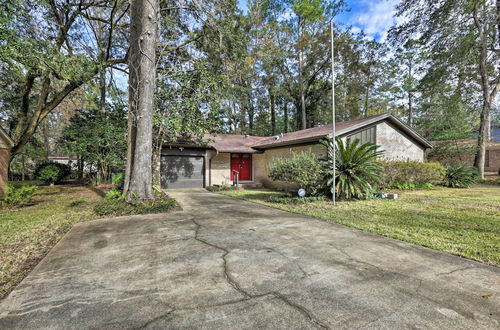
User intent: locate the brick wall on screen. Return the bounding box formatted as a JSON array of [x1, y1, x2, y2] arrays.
[[0, 148, 9, 196], [208, 152, 231, 186]]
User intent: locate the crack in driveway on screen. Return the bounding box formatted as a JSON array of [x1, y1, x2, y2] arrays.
[[188, 217, 330, 330]]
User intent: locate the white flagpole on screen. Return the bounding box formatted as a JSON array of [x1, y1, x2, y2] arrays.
[[330, 21, 336, 205]]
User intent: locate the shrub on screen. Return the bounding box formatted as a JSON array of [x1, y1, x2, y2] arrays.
[[34, 162, 71, 185], [378, 161, 446, 189], [105, 188, 122, 200], [112, 173, 125, 190], [1, 185, 38, 208], [206, 185, 238, 192], [443, 165, 478, 188], [320, 137, 383, 200], [427, 141, 476, 165], [268, 151, 324, 196], [94, 197, 177, 216]]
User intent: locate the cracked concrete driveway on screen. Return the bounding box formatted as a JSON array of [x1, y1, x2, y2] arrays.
[[0, 189, 499, 329]]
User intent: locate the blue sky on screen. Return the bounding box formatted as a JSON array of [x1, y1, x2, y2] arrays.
[[237, 0, 400, 41]]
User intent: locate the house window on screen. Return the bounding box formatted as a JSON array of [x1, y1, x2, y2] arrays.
[[346, 126, 376, 144]]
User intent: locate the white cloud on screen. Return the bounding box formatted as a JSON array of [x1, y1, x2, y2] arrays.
[[349, 0, 400, 41], [350, 26, 362, 34]]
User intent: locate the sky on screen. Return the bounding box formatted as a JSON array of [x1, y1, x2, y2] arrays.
[[237, 0, 400, 41]]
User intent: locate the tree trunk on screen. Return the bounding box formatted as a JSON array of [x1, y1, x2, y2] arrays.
[[247, 95, 254, 133], [43, 119, 50, 161], [284, 101, 289, 133], [407, 60, 413, 127], [297, 16, 307, 130], [78, 156, 84, 180], [364, 71, 370, 117], [472, 2, 496, 178], [99, 69, 107, 112], [269, 89, 276, 135], [474, 102, 489, 178], [123, 0, 157, 200], [21, 154, 25, 181]]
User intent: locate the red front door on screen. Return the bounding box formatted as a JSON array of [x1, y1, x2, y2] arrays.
[[231, 154, 252, 181]]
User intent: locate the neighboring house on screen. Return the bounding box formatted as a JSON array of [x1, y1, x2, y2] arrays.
[[492, 123, 500, 142], [431, 139, 500, 174], [48, 155, 78, 166], [160, 113, 432, 189], [0, 126, 14, 195]]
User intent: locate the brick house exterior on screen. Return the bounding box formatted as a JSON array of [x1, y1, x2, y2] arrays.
[[159, 113, 432, 189], [0, 127, 14, 196]]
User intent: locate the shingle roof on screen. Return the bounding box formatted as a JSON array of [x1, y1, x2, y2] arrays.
[[252, 113, 390, 149], [203, 134, 268, 153], [164, 113, 432, 152]]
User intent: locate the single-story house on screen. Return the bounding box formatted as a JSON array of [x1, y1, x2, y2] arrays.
[[160, 113, 432, 189], [0, 126, 14, 195]]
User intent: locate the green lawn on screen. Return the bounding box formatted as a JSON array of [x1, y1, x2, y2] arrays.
[[222, 185, 500, 266], [0, 184, 103, 299]]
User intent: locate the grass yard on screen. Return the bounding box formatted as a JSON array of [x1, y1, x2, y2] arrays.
[[0, 184, 104, 300], [222, 185, 500, 266]]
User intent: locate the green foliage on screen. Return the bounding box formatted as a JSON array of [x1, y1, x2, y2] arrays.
[[112, 173, 124, 185], [112, 173, 125, 191], [378, 161, 446, 189], [34, 162, 71, 185], [320, 137, 383, 200], [268, 151, 324, 196], [427, 141, 476, 165], [155, 59, 224, 143], [292, 0, 324, 21], [443, 165, 478, 188], [206, 185, 239, 192], [94, 197, 177, 217], [60, 106, 127, 183], [104, 188, 122, 200], [0, 185, 38, 208]]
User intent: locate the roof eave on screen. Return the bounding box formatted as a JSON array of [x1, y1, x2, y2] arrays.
[[385, 115, 433, 149], [252, 113, 432, 150], [252, 135, 327, 149]]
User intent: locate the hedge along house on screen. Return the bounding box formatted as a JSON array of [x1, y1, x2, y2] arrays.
[[160, 113, 433, 189], [0, 126, 14, 195]]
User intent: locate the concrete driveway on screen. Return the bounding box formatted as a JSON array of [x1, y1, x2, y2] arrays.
[[0, 190, 498, 329]]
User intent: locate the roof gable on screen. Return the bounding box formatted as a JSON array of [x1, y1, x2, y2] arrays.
[[251, 114, 432, 149]]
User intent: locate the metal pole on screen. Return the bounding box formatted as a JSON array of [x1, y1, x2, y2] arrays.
[[330, 21, 336, 205]]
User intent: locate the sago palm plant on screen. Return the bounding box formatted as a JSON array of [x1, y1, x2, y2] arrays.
[[443, 164, 478, 188], [320, 137, 383, 200]]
